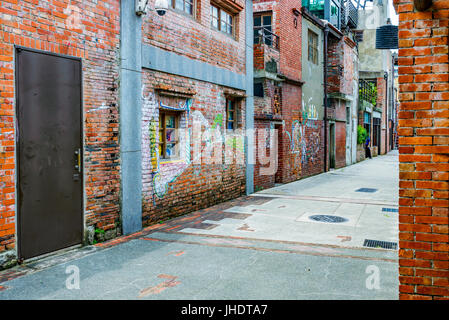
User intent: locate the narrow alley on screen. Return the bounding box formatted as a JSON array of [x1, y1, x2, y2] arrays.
[[0, 153, 399, 300]]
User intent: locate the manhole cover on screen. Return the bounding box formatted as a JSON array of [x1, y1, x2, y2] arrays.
[[364, 239, 397, 250], [356, 188, 378, 193], [309, 215, 348, 223]]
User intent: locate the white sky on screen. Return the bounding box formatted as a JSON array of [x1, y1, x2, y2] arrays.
[[360, 0, 399, 25], [388, 0, 399, 25]]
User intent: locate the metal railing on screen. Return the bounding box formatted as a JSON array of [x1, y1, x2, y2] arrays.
[[254, 27, 280, 50], [347, 0, 358, 28], [341, 0, 358, 29], [359, 79, 377, 106]]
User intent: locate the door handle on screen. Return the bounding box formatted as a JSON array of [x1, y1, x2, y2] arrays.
[[74, 148, 81, 173]]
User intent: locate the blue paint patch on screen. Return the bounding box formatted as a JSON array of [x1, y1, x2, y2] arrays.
[[382, 208, 398, 213], [355, 188, 378, 193]]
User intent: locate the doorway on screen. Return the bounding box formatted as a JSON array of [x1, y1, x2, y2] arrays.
[[329, 123, 336, 169], [16, 48, 83, 260]]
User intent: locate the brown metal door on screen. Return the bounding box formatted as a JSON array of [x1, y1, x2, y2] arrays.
[[16, 48, 83, 260]]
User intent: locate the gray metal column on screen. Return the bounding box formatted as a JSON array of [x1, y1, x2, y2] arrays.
[[245, 0, 254, 195], [120, 0, 143, 234]]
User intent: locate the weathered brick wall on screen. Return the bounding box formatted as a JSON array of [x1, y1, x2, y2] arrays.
[[253, 0, 317, 189], [143, 0, 245, 74], [141, 70, 246, 224], [0, 0, 121, 257], [327, 37, 344, 93], [254, 121, 276, 191], [139, 0, 248, 224], [377, 76, 387, 155], [278, 0, 302, 81], [395, 0, 449, 300]]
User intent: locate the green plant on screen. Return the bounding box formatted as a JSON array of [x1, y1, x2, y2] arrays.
[[95, 228, 105, 234], [357, 125, 368, 145]]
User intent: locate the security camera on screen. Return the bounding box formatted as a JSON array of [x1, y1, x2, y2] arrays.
[[155, 0, 169, 16]]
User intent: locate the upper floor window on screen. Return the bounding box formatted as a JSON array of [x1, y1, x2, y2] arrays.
[[211, 4, 234, 36], [173, 0, 194, 15], [254, 13, 273, 46], [308, 30, 318, 65]]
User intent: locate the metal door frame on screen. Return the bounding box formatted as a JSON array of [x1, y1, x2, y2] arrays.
[[14, 46, 84, 261]]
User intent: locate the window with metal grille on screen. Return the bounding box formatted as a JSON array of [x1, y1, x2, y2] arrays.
[[254, 13, 273, 46]]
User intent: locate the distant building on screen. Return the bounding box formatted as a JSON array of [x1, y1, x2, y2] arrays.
[[357, 0, 396, 156]]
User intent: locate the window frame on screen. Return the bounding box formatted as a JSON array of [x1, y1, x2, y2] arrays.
[[226, 99, 237, 131], [159, 111, 180, 160], [308, 29, 318, 65], [254, 12, 273, 46], [211, 4, 235, 37], [171, 0, 195, 17]]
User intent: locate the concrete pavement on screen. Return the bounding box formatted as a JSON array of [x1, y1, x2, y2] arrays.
[[0, 152, 399, 300]]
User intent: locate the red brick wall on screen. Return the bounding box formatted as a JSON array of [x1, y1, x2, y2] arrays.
[[141, 70, 246, 225], [139, 0, 248, 224], [395, 0, 449, 300], [377, 77, 387, 155], [278, 0, 302, 81], [0, 0, 121, 254], [253, 0, 310, 190], [143, 0, 246, 74]]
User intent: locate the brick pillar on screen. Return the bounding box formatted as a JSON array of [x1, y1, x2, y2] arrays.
[[395, 0, 449, 300]]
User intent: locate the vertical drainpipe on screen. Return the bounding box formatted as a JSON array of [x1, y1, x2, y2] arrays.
[[120, 1, 143, 235], [245, 0, 254, 195], [323, 25, 329, 173], [384, 71, 388, 155]]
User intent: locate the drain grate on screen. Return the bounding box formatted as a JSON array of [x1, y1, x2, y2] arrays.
[[382, 208, 399, 213], [356, 188, 378, 193], [363, 239, 397, 250], [309, 215, 348, 223]]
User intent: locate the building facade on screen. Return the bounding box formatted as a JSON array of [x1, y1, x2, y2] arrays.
[[252, 0, 311, 191], [0, 0, 253, 268], [358, 0, 396, 156]]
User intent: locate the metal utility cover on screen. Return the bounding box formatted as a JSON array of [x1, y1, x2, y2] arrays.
[[363, 239, 398, 250], [308, 215, 348, 223]]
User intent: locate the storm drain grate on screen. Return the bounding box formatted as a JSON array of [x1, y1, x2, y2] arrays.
[[309, 215, 348, 223], [356, 188, 378, 193], [382, 208, 399, 213], [363, 239, 398, 250]]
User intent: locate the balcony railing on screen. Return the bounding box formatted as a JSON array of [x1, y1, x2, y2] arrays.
[[359, 79, 377, 106], [254, 27, 280, 50], [346, 0, 358, 28]]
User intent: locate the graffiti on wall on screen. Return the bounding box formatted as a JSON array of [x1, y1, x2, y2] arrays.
[[142, 87, 244, 201], [284, 94, 322, 176]]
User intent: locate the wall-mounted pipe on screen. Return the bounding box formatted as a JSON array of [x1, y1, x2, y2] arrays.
[[323, 25, 329, 173]]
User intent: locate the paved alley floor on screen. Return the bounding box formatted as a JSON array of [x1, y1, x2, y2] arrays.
[[0, 152, 399, 300]]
